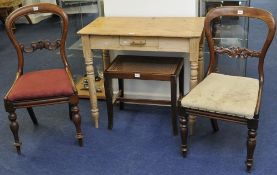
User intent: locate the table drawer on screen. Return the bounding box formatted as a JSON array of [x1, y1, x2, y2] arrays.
[[119, 36, 159, 47]]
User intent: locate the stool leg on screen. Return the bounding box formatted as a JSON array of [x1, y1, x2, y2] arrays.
[[179, 66, 184, 98], [118, 79, 124, 110], [24, 15, 32, 25], [19, 3, 33, 25], [210, 119, 219, 132], [104, 76, 114, 129], [0, 17, 4, 25], [171, 76, 178, 135]]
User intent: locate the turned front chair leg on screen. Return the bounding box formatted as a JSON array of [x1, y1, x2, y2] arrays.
[[246, 128, 257, 172], [8, 111, 21, 154], [70, 104, 84, 146], [179, 112, 189, 157]]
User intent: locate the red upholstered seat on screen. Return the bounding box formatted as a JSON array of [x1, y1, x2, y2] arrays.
[[7, 69, 74, 101]]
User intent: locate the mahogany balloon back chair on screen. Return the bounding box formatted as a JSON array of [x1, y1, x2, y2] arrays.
[[179, 6, 275, 171], [4, 3, 84, 154]]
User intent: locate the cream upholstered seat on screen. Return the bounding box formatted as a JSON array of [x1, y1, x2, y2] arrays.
[[181, 73, 259, 119], [178, 6, 276, 172]]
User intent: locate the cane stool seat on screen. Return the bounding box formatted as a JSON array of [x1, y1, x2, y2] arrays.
[[0, 0, 21, 8], [0, 0, 32, 31], [104, 55, 184, 135], [106, 56, 183, 79]]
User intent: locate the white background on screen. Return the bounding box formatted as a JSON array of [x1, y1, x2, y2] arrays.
[[104, 0, 198, 17]]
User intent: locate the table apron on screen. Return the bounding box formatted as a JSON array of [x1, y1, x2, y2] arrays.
[[89, 35, 191, 53]]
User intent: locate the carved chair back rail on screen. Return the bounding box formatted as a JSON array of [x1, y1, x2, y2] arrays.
[[5, 3, 70, 76], [205, 6, 276, 75]]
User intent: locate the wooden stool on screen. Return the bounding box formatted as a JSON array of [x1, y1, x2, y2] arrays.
[[104, 55, 184, 135], [0, 0, 32, 31]]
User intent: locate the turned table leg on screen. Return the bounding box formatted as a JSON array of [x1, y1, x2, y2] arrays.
[[188, 60, 198, 135], [198, 35, 204, 82], [81, 35, 99, 128], [188, 38, 201, 135]]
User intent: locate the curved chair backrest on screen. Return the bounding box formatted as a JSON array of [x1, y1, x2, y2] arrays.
[[205, 6, 276, 80], [5, 3, 69, 75]]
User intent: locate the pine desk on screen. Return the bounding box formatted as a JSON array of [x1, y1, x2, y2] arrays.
[[78, 17, 205, 132]]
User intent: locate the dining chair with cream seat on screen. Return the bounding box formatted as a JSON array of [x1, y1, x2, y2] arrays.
[[178, 6, 276, 171]]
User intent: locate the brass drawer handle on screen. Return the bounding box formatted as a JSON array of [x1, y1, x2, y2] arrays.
[[130, 40, 146, 46]]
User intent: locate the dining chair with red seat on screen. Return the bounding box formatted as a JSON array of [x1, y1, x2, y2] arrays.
[[4, 3, 84, 154]]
